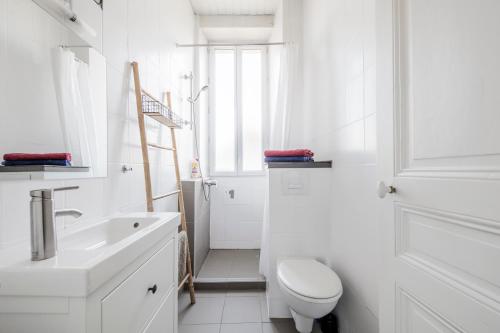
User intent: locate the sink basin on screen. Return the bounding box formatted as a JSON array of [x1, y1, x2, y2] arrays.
[[60, 216, 163, 251], [0, 212, 180, 297]]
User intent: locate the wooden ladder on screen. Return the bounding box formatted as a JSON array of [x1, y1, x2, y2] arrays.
[[131, 62, 196, 304]]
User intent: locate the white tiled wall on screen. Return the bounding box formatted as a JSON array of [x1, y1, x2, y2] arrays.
[[0, 0, 197, 249], [302, 0, 378, 332], [265, 167, 332, 317], [210, 177, 265, 249]]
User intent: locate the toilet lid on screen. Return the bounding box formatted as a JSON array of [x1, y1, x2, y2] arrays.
[[278, 259, 342, 300]]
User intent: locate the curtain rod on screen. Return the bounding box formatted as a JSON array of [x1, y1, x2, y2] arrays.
[[176, 42, 286, 48]]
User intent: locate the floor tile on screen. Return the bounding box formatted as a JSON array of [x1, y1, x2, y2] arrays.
[[198, 260, 231, 279], [221, 323, 263, 333], [229, 258, 262, 279], [222, 296, 262, 323], [179, 297, 225, 325], [198, 249, 264, 281], [198, 250, 232, 279], [262, 319, 297, 333], [195, 290, 227, 298], [210, 249, 236, 258], [226, 290, 265, 297], [179, 324, 221, 333], [260, 297, 271, 323], [178, 291, 192, 314]]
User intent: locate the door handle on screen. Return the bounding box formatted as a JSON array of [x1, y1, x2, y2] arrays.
[[148, 284, 158, 294], [377, 181, 396, 199]]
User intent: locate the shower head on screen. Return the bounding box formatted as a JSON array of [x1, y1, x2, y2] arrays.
[[188, 85, 209, 104]]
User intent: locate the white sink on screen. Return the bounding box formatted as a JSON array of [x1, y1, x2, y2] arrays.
[[60, 216, 164, 251], [0, 212, 180, 297]]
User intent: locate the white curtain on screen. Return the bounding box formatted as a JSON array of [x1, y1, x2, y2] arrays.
[[76, 57, 98, 173], [52, 47, 97, 172], [259, 43, 301, 278], [269, 44, 299, 150]]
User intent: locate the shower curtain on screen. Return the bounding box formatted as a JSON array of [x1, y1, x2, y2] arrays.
[[52, 47, 97, 173], [259, 42, 301, 279]]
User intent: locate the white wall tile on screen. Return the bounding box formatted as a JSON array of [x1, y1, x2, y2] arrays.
[[302, 0, 378, 331], [0, 179, 65, 247], [63, 178, 105, 227], [107, 66, 130, 164], [102, 0, 129, 71], [210, 177, 266, 249], [0, 0, 197, 248]]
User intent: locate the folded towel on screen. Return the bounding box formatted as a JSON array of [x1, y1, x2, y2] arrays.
[[2, 160, 72, 166], [265, 156, 314, 163], [264, 149, 314, 157], [3, 153, 72, 161]]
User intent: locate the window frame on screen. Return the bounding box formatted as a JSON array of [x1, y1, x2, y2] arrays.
[[208, 45, 268, 177]]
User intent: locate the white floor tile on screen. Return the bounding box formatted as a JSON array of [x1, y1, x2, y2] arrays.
[[221, 323, 263, 333], [179, 297, 225, 325], [196, 290, 227, 298], [262, 320, 297, 333], [226, 290, 265, 298], [260, 297, 271, 323], [179, 324, 221, 333], [222, 297, 262, 323]]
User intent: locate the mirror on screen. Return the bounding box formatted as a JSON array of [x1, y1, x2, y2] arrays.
[[0, 0, 107, 179]]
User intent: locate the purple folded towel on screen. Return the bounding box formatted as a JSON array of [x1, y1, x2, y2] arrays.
[[2, 160, 72, 167], [264, 156, 314, 163]]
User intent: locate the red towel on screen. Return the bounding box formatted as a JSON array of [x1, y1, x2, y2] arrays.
[[264, 149, 314, 157], [3, 153, 72, 161]]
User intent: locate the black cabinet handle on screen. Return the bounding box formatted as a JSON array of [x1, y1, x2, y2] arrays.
[[147, 284, 158, 294]]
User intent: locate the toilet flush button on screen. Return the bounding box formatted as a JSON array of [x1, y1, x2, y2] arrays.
[[281, 171, 309, 195]]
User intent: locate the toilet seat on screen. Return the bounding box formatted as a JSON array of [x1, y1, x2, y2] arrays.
[[278, 259, 342, 301]]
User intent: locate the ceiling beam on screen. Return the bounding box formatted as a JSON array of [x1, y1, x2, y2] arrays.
[[199, 15, 274, 28]]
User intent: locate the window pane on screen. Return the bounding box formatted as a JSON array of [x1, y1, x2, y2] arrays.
[[214, 49, 236, 172], [241, 50, 263, 171]]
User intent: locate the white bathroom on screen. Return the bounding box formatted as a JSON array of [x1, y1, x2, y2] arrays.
[[0, 0, 499, 332]]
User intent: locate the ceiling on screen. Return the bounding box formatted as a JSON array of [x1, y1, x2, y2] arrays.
[[202, 27, 273, 42], [189, 0, 279, 15]]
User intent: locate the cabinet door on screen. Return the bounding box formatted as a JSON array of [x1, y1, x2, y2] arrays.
[[101, 239, 175, 333], [142, 289, 176, 333]]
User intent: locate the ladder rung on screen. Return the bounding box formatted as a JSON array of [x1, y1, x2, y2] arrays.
[[178, 273, 190, 290], [147, 143, 175, 151], [153, 190, 180, 201]]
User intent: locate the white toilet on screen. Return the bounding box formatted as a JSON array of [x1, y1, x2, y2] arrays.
[[277, 258, 343, 333]]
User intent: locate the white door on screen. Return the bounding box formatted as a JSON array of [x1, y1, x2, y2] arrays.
[[377, 0, 500, 332]]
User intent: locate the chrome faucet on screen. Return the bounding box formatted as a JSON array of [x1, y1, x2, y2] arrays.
[[30, 186, 83, 261]]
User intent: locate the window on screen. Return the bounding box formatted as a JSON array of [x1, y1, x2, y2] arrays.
[[213, 49, 236, 172], [210, 47, 266, 175]]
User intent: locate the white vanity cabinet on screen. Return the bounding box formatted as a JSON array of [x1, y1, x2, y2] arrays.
[[99, 239, 177, 333], [0, 213, 179, 333]]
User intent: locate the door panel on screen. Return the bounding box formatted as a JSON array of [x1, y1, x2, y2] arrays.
[[396, 204, 500, 302], [377, 0, 500, 332], [395, 0, 500, 176], [397, 290, 462, 333]]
